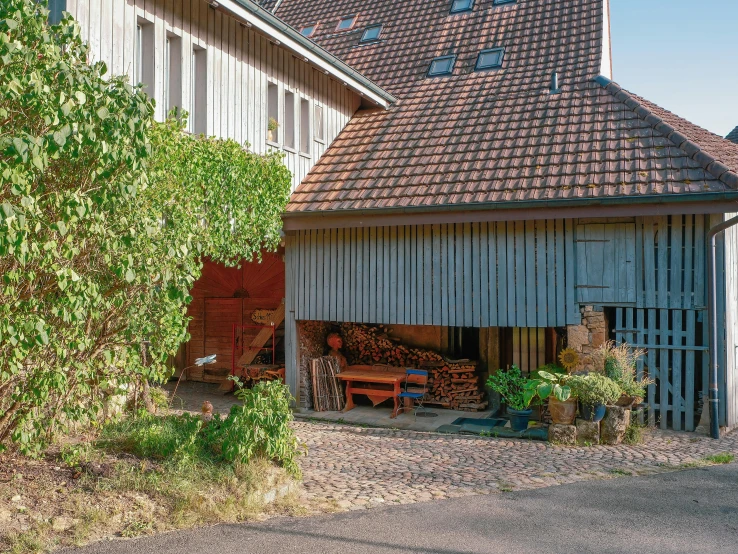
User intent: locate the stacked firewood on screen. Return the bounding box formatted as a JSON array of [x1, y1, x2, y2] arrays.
[[340, 323, 444, 367], [421, 361, 488, 411], [339, 323, 486, 411]]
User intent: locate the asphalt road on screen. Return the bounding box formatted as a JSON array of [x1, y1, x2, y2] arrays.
[[66, 464, 738, 554]]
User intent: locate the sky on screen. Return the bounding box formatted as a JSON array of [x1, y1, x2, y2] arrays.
[[609, 0, 738, 137]]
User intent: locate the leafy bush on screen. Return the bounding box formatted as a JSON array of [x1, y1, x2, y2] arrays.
[[487, 366, 533, 411], [567, 373, 621, 407], [528, 368, 572, 402], [101, 381, 303, 477], [0, 0, 291, 453], [211, 380, 303, 477]]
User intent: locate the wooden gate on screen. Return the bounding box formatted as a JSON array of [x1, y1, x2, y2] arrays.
[[613, 307, 708, 431]]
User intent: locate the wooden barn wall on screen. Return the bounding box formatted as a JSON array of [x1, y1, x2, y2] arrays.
[[723, 213, 738, 428], [65, 0, 361, 191], [287, 221, 581, 329]]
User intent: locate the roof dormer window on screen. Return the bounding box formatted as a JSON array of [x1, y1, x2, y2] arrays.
[[428, 55, 456, 77], [450, 0, 474, 14], [337, 15, 357, 31], [301, 24, 317, 37], [361, 25, 382, 43], [475, 48, 505, 71]]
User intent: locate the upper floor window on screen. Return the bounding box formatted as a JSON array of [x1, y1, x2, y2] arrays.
[[314, 104, 325, 142], [135, 19, 155, 94], [165, 33, 182, 117], [300, 97, 311, 155], [301, 24, 317, 37], [284, 90, 296, 150], [191, 46, 207, 135], [48, 0, 66, 25], [337, 15, 357, 31], [450, 0, 474, 14], [475, 47, 505, 71], [361, 25, 382, 43], [427, 55, 456, 77], [267, 82, 279, 143]]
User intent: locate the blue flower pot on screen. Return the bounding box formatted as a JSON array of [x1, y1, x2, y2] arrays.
[[507, 408, 533, 432], [580, 403, 607, 422]]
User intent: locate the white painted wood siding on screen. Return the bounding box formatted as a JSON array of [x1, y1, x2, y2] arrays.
[[65, 0, 361, 191], [723, 212, 738, 427]]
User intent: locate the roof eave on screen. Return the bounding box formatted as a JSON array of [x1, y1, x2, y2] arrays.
[[217, 0, 397, 109], [282, 191, 738, 230]]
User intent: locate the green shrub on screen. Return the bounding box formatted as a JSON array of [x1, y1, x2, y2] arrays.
[[600, 341, 653, 399], [568, 373, 621, 407], [487, 366, 533, 411]]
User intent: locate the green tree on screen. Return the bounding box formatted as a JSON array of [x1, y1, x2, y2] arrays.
[[0, 0, 291, 453]]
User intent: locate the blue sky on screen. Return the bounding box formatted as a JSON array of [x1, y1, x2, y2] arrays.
[[609, 0, 738, 137]]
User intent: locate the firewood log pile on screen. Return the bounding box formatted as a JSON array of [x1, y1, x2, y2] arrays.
[[311, 356, 345, 412], [298, 321, 330, 409], [338, 323, 486, 411]]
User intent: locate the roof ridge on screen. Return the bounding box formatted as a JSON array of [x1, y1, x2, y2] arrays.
[[594, 75, 738, 191]]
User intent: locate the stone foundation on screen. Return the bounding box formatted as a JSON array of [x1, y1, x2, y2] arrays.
[[566, 305, 607, 372]]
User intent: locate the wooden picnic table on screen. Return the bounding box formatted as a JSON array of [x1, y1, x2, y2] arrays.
[[337, 367, 407, 418]]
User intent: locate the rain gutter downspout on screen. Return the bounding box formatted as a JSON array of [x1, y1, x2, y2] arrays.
[[707, 214, 738, 439]]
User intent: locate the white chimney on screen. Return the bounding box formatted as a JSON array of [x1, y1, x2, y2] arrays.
[[600, 0, 613, 79]]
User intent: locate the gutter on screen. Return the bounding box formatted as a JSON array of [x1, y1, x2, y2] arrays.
[[707, 214, 738, 439], [213, 0, 397, 109], [283, 191, 738, 220]]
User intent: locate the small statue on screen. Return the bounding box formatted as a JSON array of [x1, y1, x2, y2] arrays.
[[326, 332, 348, 372], [201, 400, 214, 422]]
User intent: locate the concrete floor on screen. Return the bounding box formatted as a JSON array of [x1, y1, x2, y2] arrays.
[[164, 380, 494, 433]]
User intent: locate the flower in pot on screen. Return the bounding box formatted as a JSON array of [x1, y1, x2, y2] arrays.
[[486, 365, 536, 432], [530, 364, 576, 425], [267, 117, 279, 142], [567, 373, 621, 422], [599, 341, 653, 407]]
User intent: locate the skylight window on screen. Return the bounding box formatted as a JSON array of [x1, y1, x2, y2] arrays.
[[337, 15, 357, 31], [450, 0, 474, 14], [475, 48, 505, 70], [301, 24, 317, 37], [361, 25, 382, 42], [493, 0, 516, 5], [428, 55, 456, 77]]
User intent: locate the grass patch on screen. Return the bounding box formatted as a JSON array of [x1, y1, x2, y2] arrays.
[[5, 526, 52, 554], [609, 468, 633, 476], [623, 422, 647, 446], [703, 452, 735, 465]]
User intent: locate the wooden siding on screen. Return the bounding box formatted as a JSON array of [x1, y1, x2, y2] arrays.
[[723, 213, 738, 428], [65, 0, 361, 191], [288, 221, 580, 328], [576, 223, 636, 304]]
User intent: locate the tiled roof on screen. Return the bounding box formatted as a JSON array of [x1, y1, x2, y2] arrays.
[[275, 0, 738, 214], [255, 0, 279, 12], [728, 126, 738, 144]]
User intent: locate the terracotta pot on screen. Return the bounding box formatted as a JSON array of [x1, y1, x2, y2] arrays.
[[549, 397, 577, 425]]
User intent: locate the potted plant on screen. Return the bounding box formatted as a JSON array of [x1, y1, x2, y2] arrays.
[[599, 341, 653, 407], [530, 364, 576, 425], [267, 117, 279, 142], [487, 365, 535, 432], [567, 373, 621, 422]]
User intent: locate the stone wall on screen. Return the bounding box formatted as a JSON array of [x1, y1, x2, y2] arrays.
[[566, 306, 607, 372]]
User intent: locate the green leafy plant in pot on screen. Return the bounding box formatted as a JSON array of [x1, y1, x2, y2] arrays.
[[487, 365, 536, 431], [599, 341, 653, 408], [530, 364, 576, 425], [567, 373, 621, 422]]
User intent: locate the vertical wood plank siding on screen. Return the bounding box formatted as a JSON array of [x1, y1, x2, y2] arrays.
[[65, 0, 361, 192], [724, 213, 738, 428], [289, 221, 579, 327]]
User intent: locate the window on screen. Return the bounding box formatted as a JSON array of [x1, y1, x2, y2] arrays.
[[284, 90, 295, 150], [475, 47, 505, 70], [165, 33, 182, 117], [360, 25, 382, 43], [267, 82, 279, 142], [48, 0, 66, 25], [314, 104, 325, 142], [300, 98, 310, 155], [301, 24, 317, 37], [493, 0, 516, 4], [450, 0, 474, 14], [336, 15, 357, 31], [191, 46, 207, 134], [135, 19, 155, 94], [427, 55, 456, 77]]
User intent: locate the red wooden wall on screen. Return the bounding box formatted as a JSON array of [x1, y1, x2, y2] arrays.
[[186, 251, 285, 381]]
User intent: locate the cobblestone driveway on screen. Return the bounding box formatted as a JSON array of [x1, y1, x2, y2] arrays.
[[295, 421, 738, 511]]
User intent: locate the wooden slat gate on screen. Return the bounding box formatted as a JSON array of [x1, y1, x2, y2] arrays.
[[613, 307, 708, 432]]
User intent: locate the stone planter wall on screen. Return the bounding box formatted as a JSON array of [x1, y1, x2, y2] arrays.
[[566, 305, 607, 372], [548, 405, 630, 445]]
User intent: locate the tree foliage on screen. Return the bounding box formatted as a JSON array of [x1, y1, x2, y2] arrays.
[[0, 0, 291, 453]]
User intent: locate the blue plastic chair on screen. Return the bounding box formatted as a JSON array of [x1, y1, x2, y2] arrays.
[[396, 369, 429, 418]]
